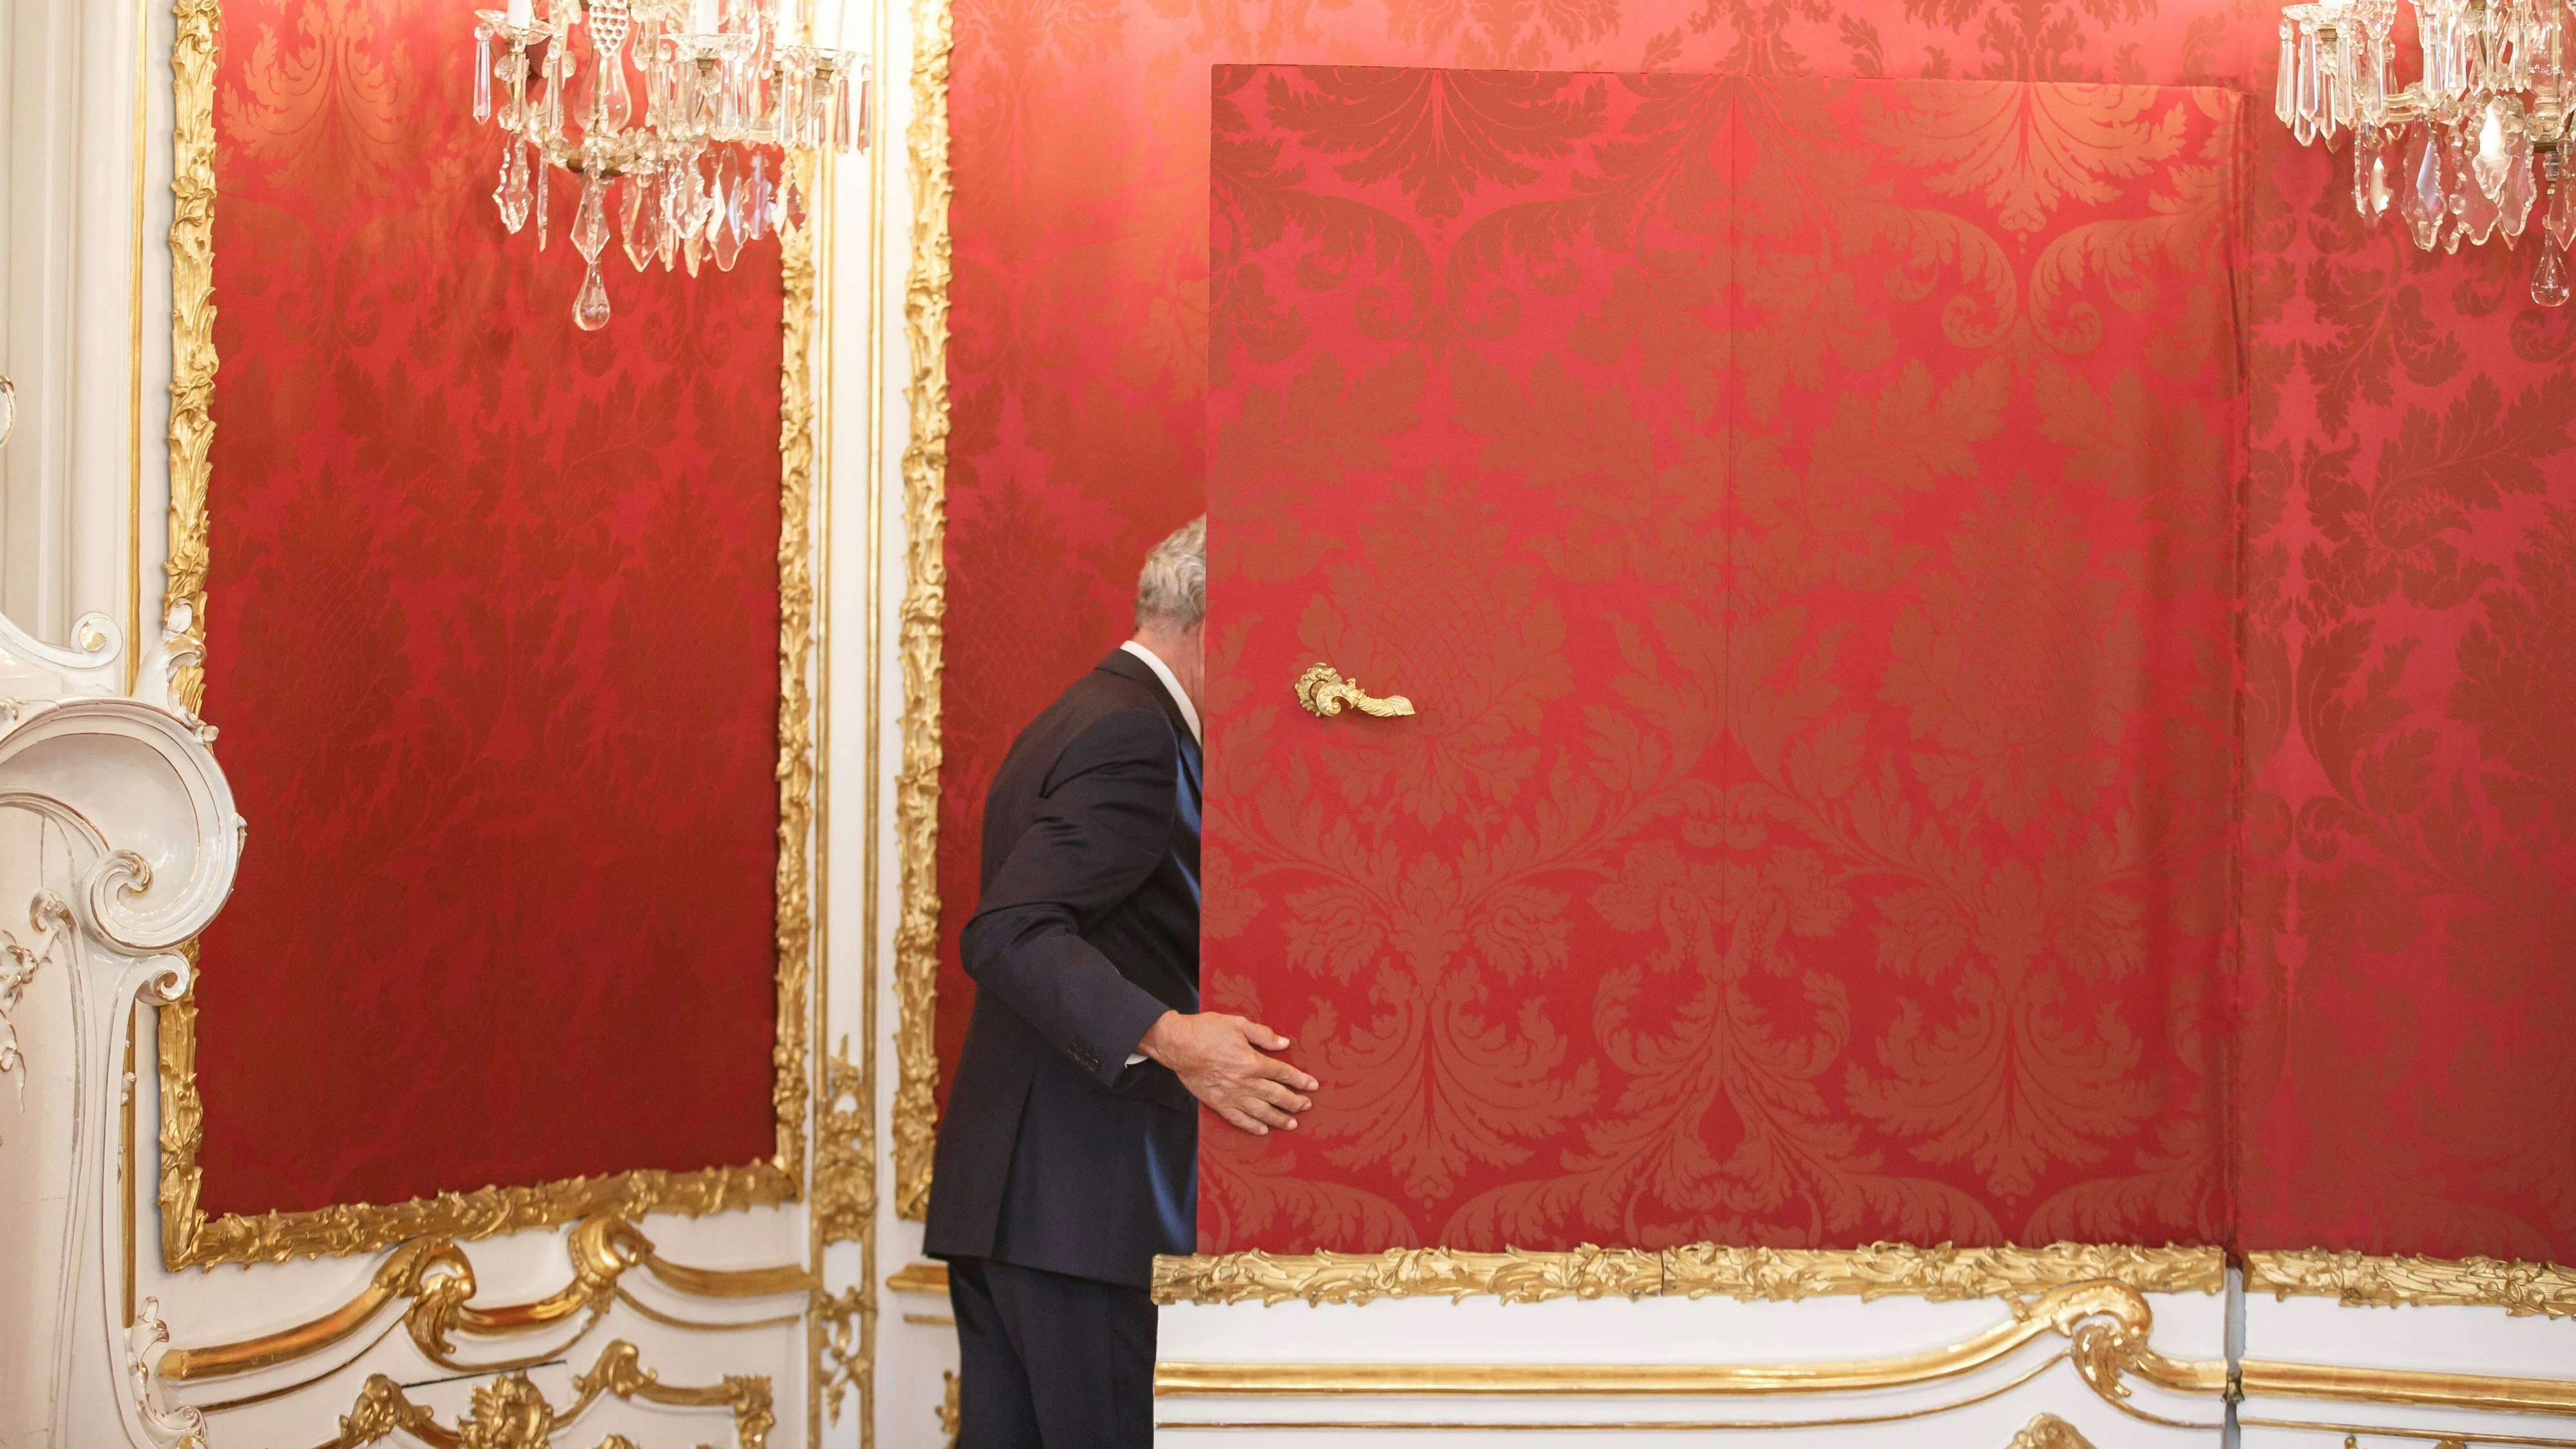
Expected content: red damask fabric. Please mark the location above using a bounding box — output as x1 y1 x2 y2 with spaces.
1202 65 2243 1251
198 0 785 1214
933 0 2276 1117
2238 133 2576 1264
946 0 2576 1267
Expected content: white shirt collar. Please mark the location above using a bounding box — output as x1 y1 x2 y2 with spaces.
1119 640 1202 746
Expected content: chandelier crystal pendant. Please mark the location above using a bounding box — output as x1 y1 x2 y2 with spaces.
2277 0 2575 305
472 0 866 330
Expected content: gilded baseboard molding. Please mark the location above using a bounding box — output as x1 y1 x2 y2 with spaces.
2237 1357 2576 1416
1151 1240 2224 1307
1153 1414 2106 1436
2244 1247 2576 1320
1155 1280 2222 1399
160 1216 811 1383
888 0 955 1227
1151 1279 2576 1432
317 1338 772 1449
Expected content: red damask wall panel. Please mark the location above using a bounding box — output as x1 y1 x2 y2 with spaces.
946 0 2576 1266
1202 65 2243 1252
931 0 2273 1108
2237 135 2576 1264
197 0 785 1214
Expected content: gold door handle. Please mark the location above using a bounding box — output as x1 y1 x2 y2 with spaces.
1294 663 1416 719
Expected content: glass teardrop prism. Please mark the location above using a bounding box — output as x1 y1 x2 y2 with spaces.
621 173 653 271
573 173 609 262
2459 146 2504 244
2473 97 2515 200
475 33 493 122
2401 123 2440 249
2550 180 2576 253
714 147 743 239
2533 243 2571 307
574 261 613 330
497 142 532 233
2501 143 2536 239
2277 21 2297 123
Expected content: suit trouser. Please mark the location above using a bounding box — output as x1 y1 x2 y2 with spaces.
949 1255 1156 1448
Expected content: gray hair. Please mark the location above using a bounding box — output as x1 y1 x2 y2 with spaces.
1135 515 1207 631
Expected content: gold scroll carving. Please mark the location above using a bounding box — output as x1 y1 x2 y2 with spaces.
1152 1240 2223 1308
889 0 956 1225
157 3 820 1269
2008 1414 2100 1449
2244 1248 2576 1320
1155 1281 2222 1399
321 1340 772 1449
163 0 217 719
1663 1241 2224 1302
159 1216 811 1382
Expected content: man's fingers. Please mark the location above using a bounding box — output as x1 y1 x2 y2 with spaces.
1234 1097 1297 1130
1236 1017 1292 1052
1216 1104 1269 1137
1251 1056 1320 1092
1248 1079 1311 1114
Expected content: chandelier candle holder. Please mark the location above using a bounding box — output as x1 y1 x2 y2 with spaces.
471 0 866 329
2277 0 2575 303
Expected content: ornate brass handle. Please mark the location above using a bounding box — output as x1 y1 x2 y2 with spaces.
1294 662 1415 719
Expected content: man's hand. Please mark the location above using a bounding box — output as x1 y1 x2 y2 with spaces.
1137 1011 1317 1136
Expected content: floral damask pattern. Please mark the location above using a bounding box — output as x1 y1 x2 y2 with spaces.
945 0 2576 1266
932 0 2264 1083
2236 133 2576 1264
198 0 785 1213
1203 66 2240 1251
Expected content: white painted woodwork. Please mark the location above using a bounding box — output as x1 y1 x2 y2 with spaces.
1156 1291 2229 1447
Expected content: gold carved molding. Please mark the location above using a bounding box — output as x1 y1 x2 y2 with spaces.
159 1215 812 1383
155 0 820 1268
772 147 821 1215
2245 1247 2576 1320
1150 1240 2224 1307
1155 1280 2224 1398
889 0 954 1225
2009 1415 2100 1449
321 1338 772 1449
162 0 216 719
1154 1277 2576 1435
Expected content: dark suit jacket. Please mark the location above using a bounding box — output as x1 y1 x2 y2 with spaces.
922 647 1202 1289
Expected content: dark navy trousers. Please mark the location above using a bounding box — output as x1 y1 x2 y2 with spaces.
949 1255 1155 1447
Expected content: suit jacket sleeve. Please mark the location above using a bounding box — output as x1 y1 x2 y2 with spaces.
960 705 1184 1087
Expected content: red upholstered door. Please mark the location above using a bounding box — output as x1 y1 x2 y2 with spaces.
1202 66 2244 1255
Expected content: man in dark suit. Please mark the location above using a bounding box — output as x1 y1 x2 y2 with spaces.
924 516 1318 1447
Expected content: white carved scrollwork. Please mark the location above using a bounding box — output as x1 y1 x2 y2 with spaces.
0 607 240 1449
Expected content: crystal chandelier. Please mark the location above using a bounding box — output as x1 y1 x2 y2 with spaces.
2277 0 2575 303
471 0 866 329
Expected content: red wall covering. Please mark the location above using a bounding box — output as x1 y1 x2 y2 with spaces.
1205 66 2244 1250
197 0 786 1215
944 0 2576 1260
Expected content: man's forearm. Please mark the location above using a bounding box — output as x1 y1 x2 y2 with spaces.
960 904 1173 1082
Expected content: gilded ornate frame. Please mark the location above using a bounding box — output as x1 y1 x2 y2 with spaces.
888 0 950 1224
155 0 818 1269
